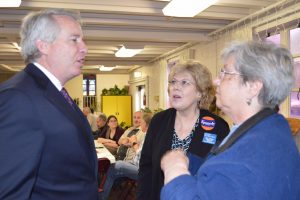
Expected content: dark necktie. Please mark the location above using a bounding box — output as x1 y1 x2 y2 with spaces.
60 88 74 107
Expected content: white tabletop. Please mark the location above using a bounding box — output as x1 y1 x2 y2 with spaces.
94 140 116 164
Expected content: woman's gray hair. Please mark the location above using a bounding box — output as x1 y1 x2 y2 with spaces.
20 8 81 63
221 40 295 108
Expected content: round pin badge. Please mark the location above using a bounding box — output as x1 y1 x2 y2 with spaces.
201 116 216 131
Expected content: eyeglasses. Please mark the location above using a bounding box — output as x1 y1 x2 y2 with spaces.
168 79 194 88
218 68 244 80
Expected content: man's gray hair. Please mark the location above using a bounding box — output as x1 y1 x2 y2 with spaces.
98 113 107 121
20 8 81 63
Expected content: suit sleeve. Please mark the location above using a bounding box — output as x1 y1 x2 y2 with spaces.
0 90 45 200
137 117 156 200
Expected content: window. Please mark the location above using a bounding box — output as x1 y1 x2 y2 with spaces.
135 85 146 111
83 74 96 96
264 33 280 45
289 27 300 118
83 74 97 110
257 27 299 117
290 28 300 55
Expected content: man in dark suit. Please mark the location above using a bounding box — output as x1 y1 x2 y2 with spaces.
0 9 99 199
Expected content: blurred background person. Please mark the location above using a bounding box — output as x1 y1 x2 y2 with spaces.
98 115 124 155
100 112 153 200
116 111 143 161
160 41 300 200
0 9 99 199
138 61 230 200
83 106 98 132
93 113 108 139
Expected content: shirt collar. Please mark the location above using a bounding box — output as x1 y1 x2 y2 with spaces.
33 62 63 91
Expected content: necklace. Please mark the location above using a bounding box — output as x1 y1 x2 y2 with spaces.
171 115 200 152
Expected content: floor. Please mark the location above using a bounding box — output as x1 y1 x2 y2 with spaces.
107 178 137 200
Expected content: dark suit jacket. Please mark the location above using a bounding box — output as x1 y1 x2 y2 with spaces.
0 63 99 200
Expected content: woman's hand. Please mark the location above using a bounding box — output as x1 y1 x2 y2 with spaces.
161 149 190 184
129 135 137 144
97 137 106 144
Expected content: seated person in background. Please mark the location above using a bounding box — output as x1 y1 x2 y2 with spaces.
116 111 143 161
83 106 98 132
93 113 109 139
98 115 124 155
100 112 153 200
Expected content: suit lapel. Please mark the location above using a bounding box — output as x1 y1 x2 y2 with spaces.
24 64 96 164
45 84 90 136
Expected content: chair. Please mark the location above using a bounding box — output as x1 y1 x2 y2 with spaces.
98 158 111 192
286 118 300 136
286 118 300 152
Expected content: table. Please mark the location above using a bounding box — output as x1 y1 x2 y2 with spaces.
94 140 116 164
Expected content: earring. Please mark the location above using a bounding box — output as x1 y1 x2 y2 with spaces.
246 98 252 106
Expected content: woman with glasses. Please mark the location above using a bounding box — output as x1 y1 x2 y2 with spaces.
160 41 300 200
98 115 124 155
138 61 230 200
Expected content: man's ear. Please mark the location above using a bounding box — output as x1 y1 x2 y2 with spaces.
35 39 49 55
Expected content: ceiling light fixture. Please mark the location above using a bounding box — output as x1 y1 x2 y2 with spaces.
99 65 115 71
0 0 21 7
115 45 144 58
162 0 218 17
133 71 142 78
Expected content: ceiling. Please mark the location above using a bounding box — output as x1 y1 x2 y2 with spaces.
0 0 281 74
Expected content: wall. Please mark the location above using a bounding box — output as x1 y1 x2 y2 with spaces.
131 3 298 123
65 73 129 112
0 73 16 83
96 74 129 112
129 65 159 112
65 74 83 108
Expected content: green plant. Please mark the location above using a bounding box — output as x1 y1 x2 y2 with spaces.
119 121 130 130
101 88 108 95
101 85 129 96
140 107 152 113
153 108 164 114
141 107 164 114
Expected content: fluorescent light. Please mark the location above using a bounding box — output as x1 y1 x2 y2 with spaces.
162 0 218 17
0 0 21 7
134 71 142 78
115 45 143 58
99 65 115 71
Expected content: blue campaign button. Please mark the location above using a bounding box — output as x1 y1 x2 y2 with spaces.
202 132 217 144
